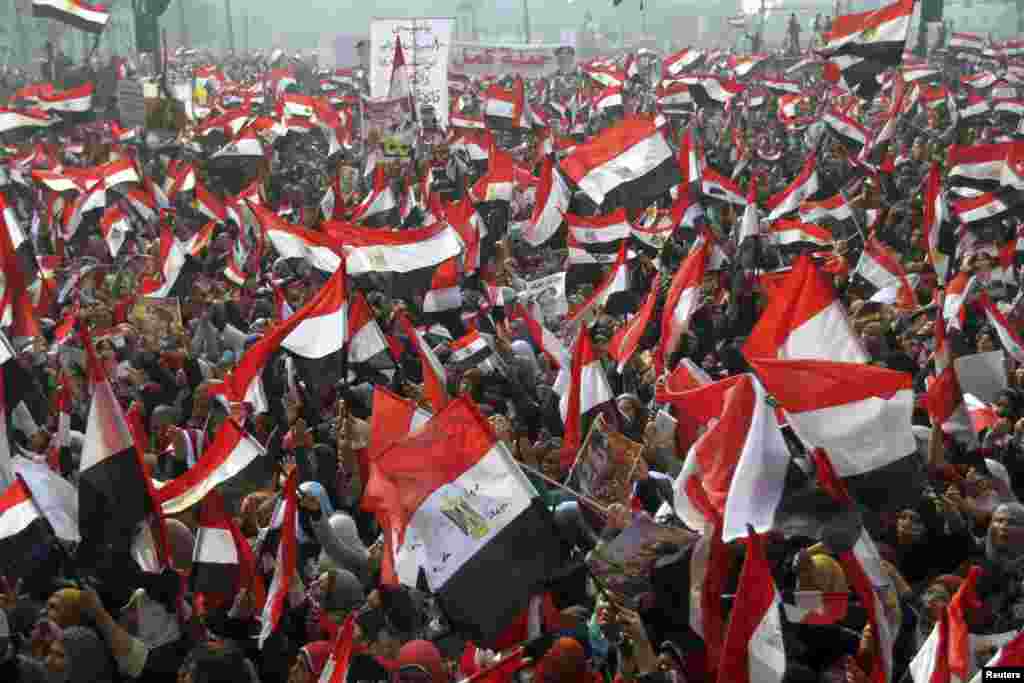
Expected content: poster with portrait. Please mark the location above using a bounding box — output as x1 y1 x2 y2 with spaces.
567 414 647 509
369 17 454 130
128 297 184 346
523 271 568 319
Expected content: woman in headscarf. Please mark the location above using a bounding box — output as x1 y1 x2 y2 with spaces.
297 480 370 582
977 502 1024 632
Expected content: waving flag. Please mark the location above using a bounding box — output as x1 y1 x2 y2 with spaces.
363 398 563 645
192 489 264 608
396 311 449 412
0 477 52 578
717 530 786 683
559 327 615 463
259 469 298 649
33 0 109 33
608 274 660 374
78 329 151 562
746 358 916 477
561 115 680 210
744 254 866 363
665 375 791 541
819 0 913 99
524 157 569 247
766 155 819 220
658 237 709 373
155 420 266 515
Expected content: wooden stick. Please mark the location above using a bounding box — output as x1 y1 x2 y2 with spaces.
516 461 611 517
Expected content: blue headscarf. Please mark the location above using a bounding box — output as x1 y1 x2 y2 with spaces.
297 481 335 544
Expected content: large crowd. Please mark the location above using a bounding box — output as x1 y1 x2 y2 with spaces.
1 6 1024 683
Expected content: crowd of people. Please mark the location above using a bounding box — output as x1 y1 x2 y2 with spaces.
1 5 1024 683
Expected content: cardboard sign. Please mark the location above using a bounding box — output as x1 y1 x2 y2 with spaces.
117 79 147 130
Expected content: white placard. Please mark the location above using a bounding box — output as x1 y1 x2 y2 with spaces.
370 17 454 129
954 350 1008 404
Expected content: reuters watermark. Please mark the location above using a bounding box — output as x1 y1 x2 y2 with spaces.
985 668 1024 680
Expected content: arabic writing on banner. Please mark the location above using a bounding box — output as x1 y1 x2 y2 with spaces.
369 17 454 129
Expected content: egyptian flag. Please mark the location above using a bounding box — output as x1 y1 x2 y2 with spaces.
657 237 710 374
166 163 197 200
32 0 108 32
566 242 630 326
279 266 348 391
766 155 819 221
388 35 416 123
769 220 833 250
396 311 449 412
320 616 357 683
523 157 569 247
347 293 396 383
37 82 94 113
251 203 342 273
0 109 56 134
558 327 615 464
746 358 915 477
608 274 660 374
717 530 786 683
922 163 951 281
0 478 52 578
195 181 227 224
140 223 198 299
976 292 1024 364
946 144 1007 195
593 85 624 115
513 301 569 370
216 266 347 414
744 254 867 363
679 75 745 108
664 375 790 541
943 272 975 331
0 197 39 340
856 236 917 310
185 221 216 258
823 110 869 151
155 420 266 515
702 168 747 206
325 220 464 305
664 48 704 76
963 394 999 434
656 80 693 114
362 397 563 645
952 192 1011 226
449 329 495 371
78 328 152 561
351 166 398 227
471 144 515 250
211 127 265 165
483 78 527 130
445 199 484 276
46 377 72 475
960 92 991 121
259 468 298 649
99 205 131 258
908 611 951 682
369 386 432 463
192 490 265 608
819 0 913 99
0 191 38 287
566 209 631 265
561 115 681 212
926 294 970 439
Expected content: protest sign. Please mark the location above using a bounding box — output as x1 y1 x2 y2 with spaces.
523 271 567 318
369 17 454 129
567 414 647 509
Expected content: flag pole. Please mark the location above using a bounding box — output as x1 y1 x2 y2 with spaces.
516 460 611 517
